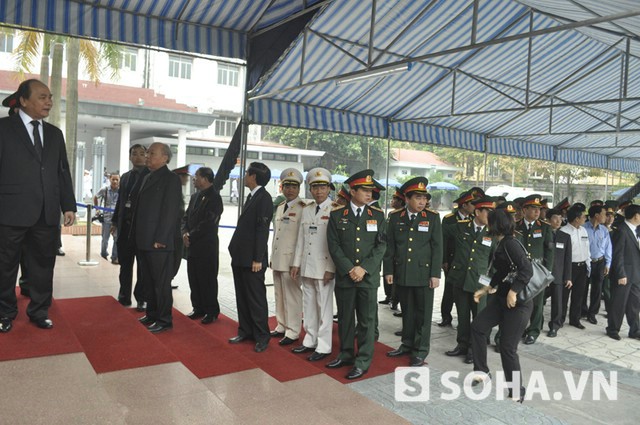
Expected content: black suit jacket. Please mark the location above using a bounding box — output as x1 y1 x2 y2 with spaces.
551 230 572 285
610 223 640 285
229 186 273 267
0 114 76 226
112 167 149 240
182 185 223 257
134 165 183 252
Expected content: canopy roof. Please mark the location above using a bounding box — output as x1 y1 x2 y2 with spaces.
4 0 640 172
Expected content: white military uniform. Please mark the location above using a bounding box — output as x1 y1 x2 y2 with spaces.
271 196 305 339
293 197 336 354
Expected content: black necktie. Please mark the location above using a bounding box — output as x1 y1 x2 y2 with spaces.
283 203 288 213
635 226 640 240
410 213 416 223
476 226 482 235
31 120 43 159
246 193 252 203
316 205 320 215
528 223 532 231
356 207 361 218
243 193 252 212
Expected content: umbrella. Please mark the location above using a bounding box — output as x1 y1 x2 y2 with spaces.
427 182 459 191
378 177 402 187
332 174 348 183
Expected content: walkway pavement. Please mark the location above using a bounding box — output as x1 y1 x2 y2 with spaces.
1 203 637 424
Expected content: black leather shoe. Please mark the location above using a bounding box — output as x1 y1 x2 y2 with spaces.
229 335 248 344
547 329 557 338
570 321 585 330
445 346 468 357
387 348 410 357
255 341 268 353
587 316 598 325
136 302 147 312
201 314 217 324
186 310 205 320
118 298 132 307
279 336 298 346
326 358 354 369
0 318 12 333
346 367 367 380
378 298 391 305
393 311 403 317
57 248 65 256
464 351 474 364
607 332 621 341
471 372 492 387
437 319 452 327
524 335 536 345
410 356 426 367
270 330 285 338
508 386 526 403
390 302 399 311
138 316 155 326
32 318 53 329
308 352 329 362
292 345 315 354
394 330 403 336
494 343 501 353
148 323 172 333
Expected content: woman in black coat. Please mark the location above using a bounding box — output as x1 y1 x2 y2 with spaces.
471 209 533 403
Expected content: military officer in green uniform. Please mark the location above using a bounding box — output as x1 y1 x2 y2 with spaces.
602 200 618 315
444 196 496 364
384 177 442 367
326 169 386 380
518 194 554 345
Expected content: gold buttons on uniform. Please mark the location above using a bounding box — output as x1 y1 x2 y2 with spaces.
471 249 475 252
409 238 413 241
356 259 360 263
408 259 411 262
356 237 360 241
408 248 412 252
356 248 360 252
357 227 360 231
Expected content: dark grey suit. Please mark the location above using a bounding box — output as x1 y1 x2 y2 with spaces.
0 113 76 320
606 223 640 337
548 230 572 331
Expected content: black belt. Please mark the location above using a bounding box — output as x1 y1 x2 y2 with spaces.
591 256 604 263
573 261 586 267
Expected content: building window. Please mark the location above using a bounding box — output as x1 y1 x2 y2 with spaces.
119 48 137 71
217 63 240 87
247 151 259 159
169 55 192 79
186 147 214 156
215 116 238 137
261 152 297 162
0 33 13 53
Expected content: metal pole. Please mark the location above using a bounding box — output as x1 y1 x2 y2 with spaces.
552 161 557 203
384 136 391 215
78 204 99 266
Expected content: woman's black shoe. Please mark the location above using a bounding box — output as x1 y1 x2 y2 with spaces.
508 386 526 403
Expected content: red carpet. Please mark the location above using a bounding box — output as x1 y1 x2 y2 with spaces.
0 290 83 362
57 296 178 373
125 308 257 379
265 317 407 384
198 314 323 382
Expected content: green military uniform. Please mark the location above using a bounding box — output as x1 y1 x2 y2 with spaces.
447 219 494 350
517 215 554 340
383 205 443 361
440 207 469 324
327 202 386 371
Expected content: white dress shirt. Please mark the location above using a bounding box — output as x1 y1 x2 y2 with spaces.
560 223 591 275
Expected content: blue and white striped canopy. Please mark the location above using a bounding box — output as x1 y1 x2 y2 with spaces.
4 0 640 172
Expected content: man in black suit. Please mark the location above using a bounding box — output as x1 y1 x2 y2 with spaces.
111 144 149 310
545 209 572 337
228 162 273 352
134 143 183 333
606 204 640 340
0 79 76 333
182 167 223 324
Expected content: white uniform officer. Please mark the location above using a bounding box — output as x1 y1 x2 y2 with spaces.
290 168 336 361
270 168 305 345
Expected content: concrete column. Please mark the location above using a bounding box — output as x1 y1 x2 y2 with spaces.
119 122 131 175
177 129 187 167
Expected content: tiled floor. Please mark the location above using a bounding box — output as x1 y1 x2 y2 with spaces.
1 204 638 424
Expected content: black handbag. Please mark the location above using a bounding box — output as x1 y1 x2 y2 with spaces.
502 239 554 304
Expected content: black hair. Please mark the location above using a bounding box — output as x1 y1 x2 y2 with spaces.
624 204 640 220
16 79 42 104
247 162 271 186
546 208 562 219
487 209 515 237
567 206 583 223
588 205 604 218
196 167 214 183
129 144 146 154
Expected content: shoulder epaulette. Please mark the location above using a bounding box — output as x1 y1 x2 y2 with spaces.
426 208 438 215
538 219 549 226
332 204 346 212
444 212 455 218
298 200 308 207
458 219 471 223
278 200 286 207
389 208 404 215
369 205 384 213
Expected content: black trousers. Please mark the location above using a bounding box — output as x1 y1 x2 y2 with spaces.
471 294 533 384
232 265 269 344
137 250 174 327
563 263 587 325
607 280 640 337
0 213 58 321
582 259 605 317
440 271 455 322
547 283 564 331
116 236 144 305
187 255 220 316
